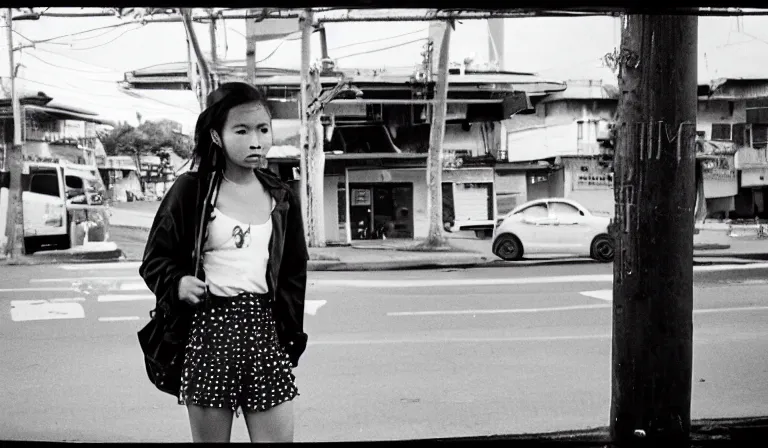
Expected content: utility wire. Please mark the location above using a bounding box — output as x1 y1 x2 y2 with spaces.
68 24 145 50
335 37 427 60
328 27 428 51
22 51 122 79
30 46 125 72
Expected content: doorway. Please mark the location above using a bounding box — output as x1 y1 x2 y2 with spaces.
349 183 413 240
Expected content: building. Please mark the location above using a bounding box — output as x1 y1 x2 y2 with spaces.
498 79 616 215
122 62 566 242
500 77 767 221
697 77 768 219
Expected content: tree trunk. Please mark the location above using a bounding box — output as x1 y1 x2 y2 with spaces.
4 8 25 258
610 15 698 444
306 67 326 247
424 20 452 248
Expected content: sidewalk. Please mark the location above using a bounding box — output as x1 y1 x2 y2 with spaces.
99 205 768 271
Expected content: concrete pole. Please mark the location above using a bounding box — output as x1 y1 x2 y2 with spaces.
424 20 452 247
610 14 698 444
4 8 25 257
298 9 312 241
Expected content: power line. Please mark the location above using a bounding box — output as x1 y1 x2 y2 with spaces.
30 46 124 72
28 21 136 44
328 27 428 51
68 24 145 51
21 51 123 80
335 37 427 60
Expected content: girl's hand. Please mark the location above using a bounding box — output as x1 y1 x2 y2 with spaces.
178 276 207 306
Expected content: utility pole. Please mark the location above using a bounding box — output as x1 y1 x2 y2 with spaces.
245 9 257 85
186 31 202 111
4 8 25 258
181 9 212 104
306 66 325 247
298 8 312 241
424 20 452 248
610 14 698 445
208 8 219 90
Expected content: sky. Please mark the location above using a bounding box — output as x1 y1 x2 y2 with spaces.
0 9 766 134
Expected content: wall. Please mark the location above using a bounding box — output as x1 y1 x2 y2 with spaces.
696 99 745 138
562 157 615 215
494 171 527 215
505 98 616 162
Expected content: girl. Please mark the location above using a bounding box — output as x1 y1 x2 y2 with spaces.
139 82 309 443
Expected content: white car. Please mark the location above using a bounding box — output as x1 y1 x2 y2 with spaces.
491 198 614 262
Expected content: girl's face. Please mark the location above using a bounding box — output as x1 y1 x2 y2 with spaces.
220 101 273 170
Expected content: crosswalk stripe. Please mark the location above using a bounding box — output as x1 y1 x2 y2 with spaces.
97 294 155 302
30 276 138 283
98 316 140 322
59 261 141 271
0 287 76 293
119 282 151 292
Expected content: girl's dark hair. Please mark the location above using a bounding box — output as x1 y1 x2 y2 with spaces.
191 82 272 177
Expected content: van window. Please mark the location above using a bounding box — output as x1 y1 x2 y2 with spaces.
30 173 61 197
65 176 84 189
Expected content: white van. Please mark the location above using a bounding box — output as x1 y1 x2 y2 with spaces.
20 161 108 253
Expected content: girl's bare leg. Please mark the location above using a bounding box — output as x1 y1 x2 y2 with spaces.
187 404 235 443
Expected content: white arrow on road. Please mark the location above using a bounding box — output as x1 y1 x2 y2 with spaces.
580 290 613 301
305 299 327 316
10 299 85 322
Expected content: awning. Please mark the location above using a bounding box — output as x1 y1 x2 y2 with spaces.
23 104 116 127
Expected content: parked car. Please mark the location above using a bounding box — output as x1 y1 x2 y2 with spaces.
491 198 614 262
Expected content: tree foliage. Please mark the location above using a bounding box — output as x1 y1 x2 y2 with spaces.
97 119 192 159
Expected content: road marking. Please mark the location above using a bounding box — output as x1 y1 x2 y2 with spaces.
97 294 155 302
305 299 327 316
98 316 140 322
119 282 151 292
580 290 613 301
308 334 612 345
695 306 768 314
0 287 76 293
315 263 768 289
319 275 613 289
10 299 85 321
59 261 141 271
30 276 138 283
387 304 611 316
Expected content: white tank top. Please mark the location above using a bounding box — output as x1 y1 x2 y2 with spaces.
202 198 275 297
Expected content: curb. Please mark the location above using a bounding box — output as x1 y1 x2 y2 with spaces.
0 249 125 266
417 417 768 443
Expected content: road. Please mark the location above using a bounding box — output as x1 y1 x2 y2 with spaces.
1 261 767 442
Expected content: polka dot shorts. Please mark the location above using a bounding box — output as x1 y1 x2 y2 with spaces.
178 292 298 417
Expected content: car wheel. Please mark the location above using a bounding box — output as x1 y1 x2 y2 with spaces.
494 234 524 261
591 234 614 262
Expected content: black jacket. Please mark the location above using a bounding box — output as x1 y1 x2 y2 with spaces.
139 168 309 368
